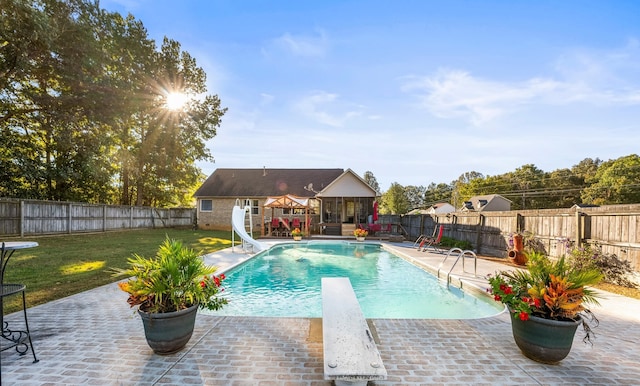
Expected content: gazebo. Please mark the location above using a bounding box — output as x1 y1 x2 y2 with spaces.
261 194 311 237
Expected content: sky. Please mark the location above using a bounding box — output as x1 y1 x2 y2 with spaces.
100 0 640 191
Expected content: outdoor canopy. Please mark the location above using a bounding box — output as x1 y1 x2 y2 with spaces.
261 194 311 236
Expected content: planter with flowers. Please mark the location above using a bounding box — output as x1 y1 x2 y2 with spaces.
115 237 227 354
487 251 603 364
354 228 368 242
291 228 303 241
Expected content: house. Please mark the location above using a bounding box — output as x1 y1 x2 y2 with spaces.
193 168 377 235
460 194 511 212
406 202 455 215
427 202 456 214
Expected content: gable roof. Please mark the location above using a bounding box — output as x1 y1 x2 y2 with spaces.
193 168 344 198
461 194 512 211
263 194 309 208
316 168 377 197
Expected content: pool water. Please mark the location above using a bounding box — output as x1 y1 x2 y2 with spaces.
205 242 501 318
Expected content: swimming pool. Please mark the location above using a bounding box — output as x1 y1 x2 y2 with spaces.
205 241 502 318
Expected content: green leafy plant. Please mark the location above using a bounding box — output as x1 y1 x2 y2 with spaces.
439 236 473 250
115 237 228 313
506 230 545 254
487 251 603 342
563 240 638 289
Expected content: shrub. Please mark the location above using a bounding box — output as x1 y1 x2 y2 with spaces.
563 241 638 289
439 236 473 250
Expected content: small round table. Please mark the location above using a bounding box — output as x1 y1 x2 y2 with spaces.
1 241 39 366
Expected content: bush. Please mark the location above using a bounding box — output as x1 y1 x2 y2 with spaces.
439 236 473 251
564 241 638 289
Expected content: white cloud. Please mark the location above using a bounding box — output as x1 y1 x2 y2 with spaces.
403 42 640 126
293 91 362 127
260 93 275 105
270 29 329 57
402 69 561 125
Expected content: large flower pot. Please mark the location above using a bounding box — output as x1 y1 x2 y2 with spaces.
293 236 302 241
138 303 198 355
509 311 582 364
356 237 365 242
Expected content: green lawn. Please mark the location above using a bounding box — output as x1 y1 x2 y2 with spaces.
2 229 238 313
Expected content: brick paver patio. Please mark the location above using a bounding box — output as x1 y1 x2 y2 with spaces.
1 241 638 385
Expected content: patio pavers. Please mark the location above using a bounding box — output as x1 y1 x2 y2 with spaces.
1 241 639 385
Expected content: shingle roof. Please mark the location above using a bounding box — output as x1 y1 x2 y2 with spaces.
193 168 345 197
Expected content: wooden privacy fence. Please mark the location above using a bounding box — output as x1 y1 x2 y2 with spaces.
394 203 640 272
0 199 196 237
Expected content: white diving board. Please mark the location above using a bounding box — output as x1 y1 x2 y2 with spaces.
321 277 387 386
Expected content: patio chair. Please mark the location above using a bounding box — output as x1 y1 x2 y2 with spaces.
413 226 438 248
420 224 444 253
281 218 291 237
292 218 301 229
270 218 281 237
306 217 312 235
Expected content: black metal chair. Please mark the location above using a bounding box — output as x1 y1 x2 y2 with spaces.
1 242 38 368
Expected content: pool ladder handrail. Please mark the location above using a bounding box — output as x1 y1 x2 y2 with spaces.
436 248 477 287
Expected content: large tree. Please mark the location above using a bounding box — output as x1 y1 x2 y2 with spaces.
0 0 225 206
380 182 410 215
581 154 640 205
404 185 426 211
423 182 453 207
363 170 380 195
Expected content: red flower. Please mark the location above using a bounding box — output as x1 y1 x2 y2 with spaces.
200 280 206 288
504 286 513 295
533 298 541 308
519 311 529 321
494 295 501 301
214 277 221 286
220 273 226 280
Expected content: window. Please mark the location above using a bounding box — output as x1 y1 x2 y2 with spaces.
243 199 259 215
200 199 212 212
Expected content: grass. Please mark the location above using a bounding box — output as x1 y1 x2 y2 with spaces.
2 229 237 313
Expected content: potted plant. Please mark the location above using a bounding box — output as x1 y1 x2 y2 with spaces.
354 228 368 241
115 237 227 354
487 251 603 364
291 228 303 241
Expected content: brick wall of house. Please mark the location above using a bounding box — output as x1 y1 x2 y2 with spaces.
197 198 265 232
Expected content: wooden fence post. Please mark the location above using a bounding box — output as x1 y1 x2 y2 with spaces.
68 202 73 234
475 214 485 251
575 211 583 247
20 200 25 238
516 213 524 232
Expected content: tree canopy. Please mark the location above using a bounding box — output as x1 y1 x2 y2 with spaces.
411 154 638 213
1 0 226 206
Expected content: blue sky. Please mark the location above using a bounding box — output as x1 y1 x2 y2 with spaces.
101 0 640 191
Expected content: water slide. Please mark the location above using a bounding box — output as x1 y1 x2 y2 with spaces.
231 205 265 252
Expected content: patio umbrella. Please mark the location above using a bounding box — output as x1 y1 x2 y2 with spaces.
373 200 378 222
